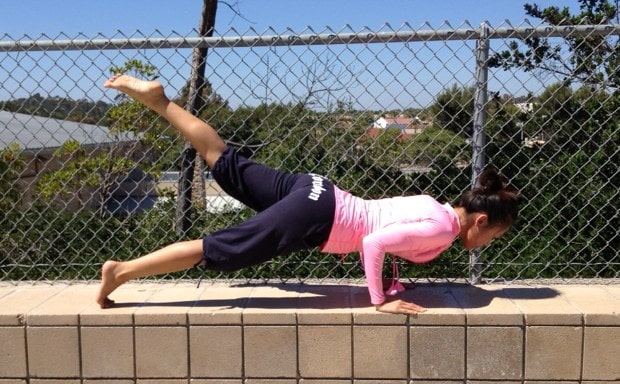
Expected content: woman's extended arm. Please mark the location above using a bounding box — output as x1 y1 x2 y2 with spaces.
361 220 453 314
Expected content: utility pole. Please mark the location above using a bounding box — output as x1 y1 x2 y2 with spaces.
175 0 218 236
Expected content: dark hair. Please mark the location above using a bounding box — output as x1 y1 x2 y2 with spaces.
455 166 522 229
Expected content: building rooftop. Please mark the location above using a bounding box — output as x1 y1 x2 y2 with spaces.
0 110 137 153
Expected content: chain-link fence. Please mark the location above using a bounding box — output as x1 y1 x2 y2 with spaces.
1 21 618 284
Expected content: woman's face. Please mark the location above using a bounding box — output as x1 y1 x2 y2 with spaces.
460 213 509 250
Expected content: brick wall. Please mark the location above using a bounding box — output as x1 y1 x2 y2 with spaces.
1 282 619 382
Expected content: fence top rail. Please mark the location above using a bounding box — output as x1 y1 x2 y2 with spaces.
1 24 619 52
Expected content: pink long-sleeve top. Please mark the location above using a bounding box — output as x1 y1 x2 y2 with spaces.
320 186 461 305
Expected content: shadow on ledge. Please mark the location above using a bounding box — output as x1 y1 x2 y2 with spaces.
107 281 559 311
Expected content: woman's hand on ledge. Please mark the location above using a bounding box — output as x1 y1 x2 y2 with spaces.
375 298 427 315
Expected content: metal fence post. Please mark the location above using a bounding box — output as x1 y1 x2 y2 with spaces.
469 22 490 284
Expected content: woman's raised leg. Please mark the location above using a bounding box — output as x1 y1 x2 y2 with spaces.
103 74 226 168
98 74 227 308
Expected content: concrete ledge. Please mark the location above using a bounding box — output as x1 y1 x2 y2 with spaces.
0 281 619 382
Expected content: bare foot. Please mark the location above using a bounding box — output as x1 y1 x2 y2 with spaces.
96 260 123 309
103 74 168 110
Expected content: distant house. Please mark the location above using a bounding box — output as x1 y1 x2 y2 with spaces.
514 102 534 113
367 115 427 140
0 110 156 213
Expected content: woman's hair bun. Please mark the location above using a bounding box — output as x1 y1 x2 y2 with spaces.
476 166 507 194
456 165 521 228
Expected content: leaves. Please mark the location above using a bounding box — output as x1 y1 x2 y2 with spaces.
489 0 620 88
34 60 175 214
0 143 25 209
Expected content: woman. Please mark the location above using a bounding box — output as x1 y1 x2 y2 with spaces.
97 74 521 314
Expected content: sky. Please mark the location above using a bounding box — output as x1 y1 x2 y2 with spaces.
0 0 587 109
1 0 585 38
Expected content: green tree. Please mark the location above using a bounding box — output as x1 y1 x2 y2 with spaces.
430 85 476 137
0 143 25 210
477 0 620 279
0 94 110 123
36 60 178 215
483 83 619 278
489 0 620 88
400 126 470 199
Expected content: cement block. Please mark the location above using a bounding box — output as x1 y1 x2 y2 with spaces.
410 326 465 379
0 327 27 377
80 283 157 326
353 325 407 379
450 285 523 325
296 285 352 325
505 286 580 325
298 325 352 377
26 284 96 326
189 325 242 377
524 326 582 380
467 326 522 380
27 326 80 377
406 284 466 326
0 285 64 326
352 380 408 384
0 379 25 384
81 326 134 378
135 326 188 378
134 283 202 325
244 326 297 378
242 286 299 325
557 285 620 325
188 283 250 325
582 327 620 380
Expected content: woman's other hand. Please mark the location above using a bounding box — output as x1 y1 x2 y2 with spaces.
375 298 427 314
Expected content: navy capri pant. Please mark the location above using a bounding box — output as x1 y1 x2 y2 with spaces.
201 146 335 271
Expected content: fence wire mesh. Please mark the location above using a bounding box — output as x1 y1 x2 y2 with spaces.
0 21 618 284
